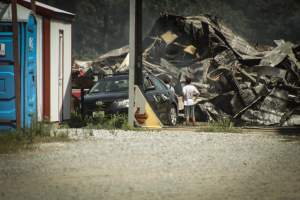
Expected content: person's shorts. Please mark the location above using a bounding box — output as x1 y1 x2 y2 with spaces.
184 105 195 118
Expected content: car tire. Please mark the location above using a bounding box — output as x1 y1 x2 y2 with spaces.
167 105 178 126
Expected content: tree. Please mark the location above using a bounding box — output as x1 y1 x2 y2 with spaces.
39 0 300 59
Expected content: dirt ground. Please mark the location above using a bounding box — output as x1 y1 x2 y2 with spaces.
0 130 300 200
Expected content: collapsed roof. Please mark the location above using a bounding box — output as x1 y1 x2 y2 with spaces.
73 14 300 126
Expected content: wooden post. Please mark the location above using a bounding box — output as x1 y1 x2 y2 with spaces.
11 0 21 129
128 0 143 126
31 0 36 14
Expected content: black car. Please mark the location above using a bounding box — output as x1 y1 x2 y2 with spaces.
84 74 178 126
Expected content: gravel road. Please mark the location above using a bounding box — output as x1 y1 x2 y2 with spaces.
0 130 300 200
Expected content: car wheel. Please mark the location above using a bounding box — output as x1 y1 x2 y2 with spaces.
168 105 178 126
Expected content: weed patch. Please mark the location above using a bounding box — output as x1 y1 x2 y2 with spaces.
0 122 71 154
198 118 242 133
66 111 133 130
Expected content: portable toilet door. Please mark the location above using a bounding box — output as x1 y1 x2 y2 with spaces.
24 14 37 128
0 24 16 130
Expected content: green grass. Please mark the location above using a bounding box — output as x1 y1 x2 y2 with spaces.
65 111 133 130
197 118 242 133
0 122 71 154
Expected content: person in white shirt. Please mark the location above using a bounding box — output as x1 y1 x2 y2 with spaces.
182 77 199 126
163 78 175 96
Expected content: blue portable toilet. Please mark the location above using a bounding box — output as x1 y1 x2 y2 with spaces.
23 15 37 128
1 1 75 127
0 14 37 130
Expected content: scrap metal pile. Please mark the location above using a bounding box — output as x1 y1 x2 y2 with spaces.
74 14 300 126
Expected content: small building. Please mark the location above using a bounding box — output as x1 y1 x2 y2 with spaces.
0 0 75 129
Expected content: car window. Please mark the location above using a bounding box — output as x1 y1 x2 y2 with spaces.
151 76 167 91
144 77 154 89
89 78 128 93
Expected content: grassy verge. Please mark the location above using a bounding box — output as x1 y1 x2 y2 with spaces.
64 112 133 130
197 118 242 133
0 122 71 154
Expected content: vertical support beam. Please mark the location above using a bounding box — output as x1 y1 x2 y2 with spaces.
11 0 21 129
31 0 36 13
42 17 51 121
80 88 85 119
133 0 143 87
128 0 143 126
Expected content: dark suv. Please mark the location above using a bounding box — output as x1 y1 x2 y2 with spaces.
84 74 178 126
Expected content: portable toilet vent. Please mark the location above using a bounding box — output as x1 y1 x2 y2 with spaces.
0 14 37 130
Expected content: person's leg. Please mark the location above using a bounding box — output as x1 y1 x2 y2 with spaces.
184 106 189 125
191 105 196 126
187 106 193 125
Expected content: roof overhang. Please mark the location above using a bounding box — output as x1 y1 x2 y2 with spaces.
17 0 75 22
0 1 9 19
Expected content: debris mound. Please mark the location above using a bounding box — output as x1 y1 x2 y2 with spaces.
73 14 300 126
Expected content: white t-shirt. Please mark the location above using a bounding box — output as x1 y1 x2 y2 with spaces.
166 84 175 95
182 84 199 106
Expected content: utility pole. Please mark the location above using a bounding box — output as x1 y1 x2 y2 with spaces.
11 0 21 129
128 0 143 126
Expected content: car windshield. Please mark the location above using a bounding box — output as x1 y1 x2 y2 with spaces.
89 77 128 93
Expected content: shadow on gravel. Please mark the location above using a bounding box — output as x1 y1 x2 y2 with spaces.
279 137 300 143
276 126 300 143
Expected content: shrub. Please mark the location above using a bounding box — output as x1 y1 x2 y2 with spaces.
66 112 88 128
65 111 132 130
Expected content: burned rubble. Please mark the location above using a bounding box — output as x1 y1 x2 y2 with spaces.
73 14 300 126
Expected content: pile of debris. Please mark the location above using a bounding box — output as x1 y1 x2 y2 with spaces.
74 14 300 126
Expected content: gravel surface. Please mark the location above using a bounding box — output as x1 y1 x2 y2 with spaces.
0 130 300 200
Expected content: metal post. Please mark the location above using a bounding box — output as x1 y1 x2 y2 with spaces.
128 0 143 126
80 88 85 119
11 0 21 129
